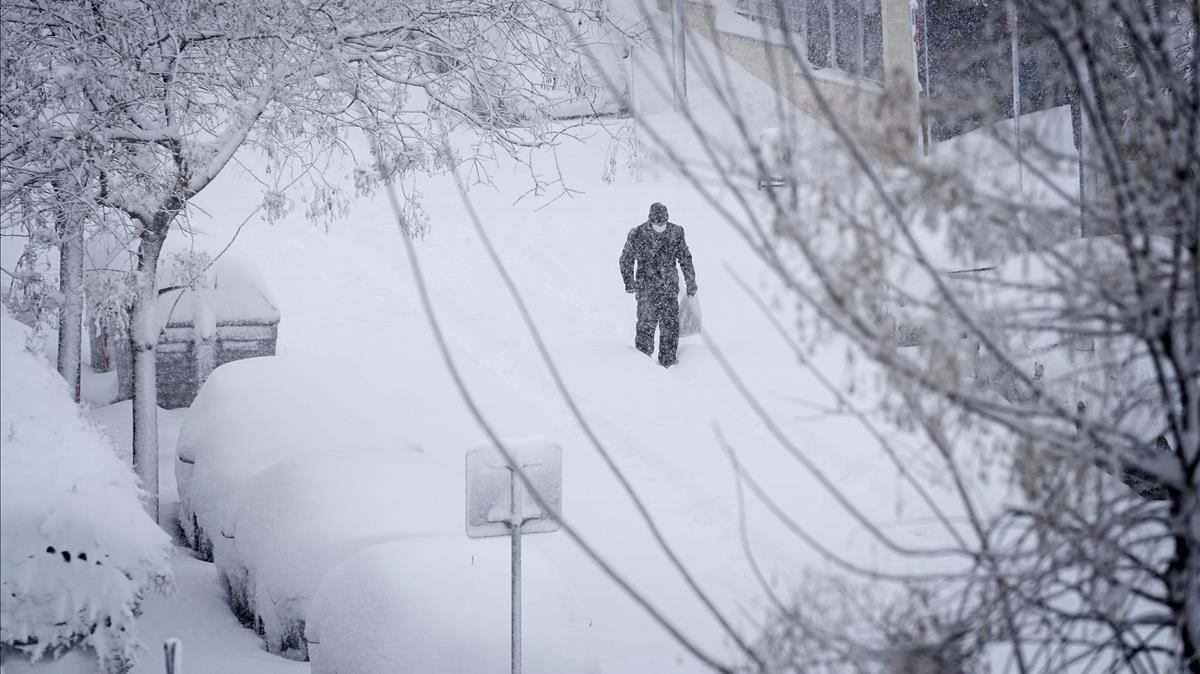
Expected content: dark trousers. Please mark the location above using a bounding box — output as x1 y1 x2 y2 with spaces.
635 291 679 366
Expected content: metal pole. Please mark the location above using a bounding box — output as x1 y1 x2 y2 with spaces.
1078 118 1087 236
1076 71 1091 237
510 470 522 674
628 43 642 182
671 0 687 111
856 0 865 78
1008 0 1023 190
626 44 635 118
799 0 808 58
922 0 931 151
909 1 925 157
826 0 836 69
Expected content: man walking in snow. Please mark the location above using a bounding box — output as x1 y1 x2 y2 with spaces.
619 202 698 368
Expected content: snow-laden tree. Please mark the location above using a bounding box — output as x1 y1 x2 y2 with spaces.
0 308 172 674
1 0 614 519
0 172 111 403
610 0 1196 669
0 158 135 405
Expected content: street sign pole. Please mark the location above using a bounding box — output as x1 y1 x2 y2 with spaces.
509 467 522 674
671 0 686 111
1008 0 1023 191
466 440 562 674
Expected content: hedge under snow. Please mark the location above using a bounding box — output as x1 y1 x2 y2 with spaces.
0 309 172 673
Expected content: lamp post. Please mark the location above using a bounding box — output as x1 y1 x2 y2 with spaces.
672 0 687 110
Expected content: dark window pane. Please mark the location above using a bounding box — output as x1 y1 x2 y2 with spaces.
834 1 858 73
807 0 831 68
735 0 884 83
736 0 805 33
862 0 884 82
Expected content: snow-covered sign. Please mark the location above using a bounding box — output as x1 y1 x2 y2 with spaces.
466 440 562 538
756 127 791 190
465 439 563 674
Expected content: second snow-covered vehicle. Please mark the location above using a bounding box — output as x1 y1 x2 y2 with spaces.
176 356 425 562
174 354 564 659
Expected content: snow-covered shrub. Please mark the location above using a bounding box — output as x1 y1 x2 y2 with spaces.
0 310 172 673
307 537 595 674
219 448 461 660
176 356 421 561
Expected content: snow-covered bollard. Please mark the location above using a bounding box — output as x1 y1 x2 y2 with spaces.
163 638 182 674
191 286 217 389
306 537 594 674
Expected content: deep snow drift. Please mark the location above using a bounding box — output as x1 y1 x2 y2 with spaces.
0 310 172 673
307 537 591 673
2 9 1098 672
157 34 964 672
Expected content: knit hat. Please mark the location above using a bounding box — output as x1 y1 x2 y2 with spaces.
648 202 669 223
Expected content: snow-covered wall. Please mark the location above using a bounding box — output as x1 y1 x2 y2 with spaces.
0 310 172 673
657 0 919 153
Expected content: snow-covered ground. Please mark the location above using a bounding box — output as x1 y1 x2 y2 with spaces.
128 550 306 674
2 17 1039 673
0 312 171 674
83 401 307 674
68 28 978 672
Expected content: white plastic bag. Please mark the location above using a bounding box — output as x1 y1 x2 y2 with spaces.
679 292 702 337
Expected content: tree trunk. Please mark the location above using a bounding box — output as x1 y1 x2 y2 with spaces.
671 0 686 112
55 193 84 403
130 232 164 522
88 319 108 371
114 327 134 402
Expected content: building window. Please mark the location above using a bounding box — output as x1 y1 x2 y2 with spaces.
734 0 884 84
735 0 806 34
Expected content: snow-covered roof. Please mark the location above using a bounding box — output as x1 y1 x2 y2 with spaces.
156 258 280 330
157 286 280 329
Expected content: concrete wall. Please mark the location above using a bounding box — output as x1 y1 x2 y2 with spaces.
156 321 278 409
656 0 919 155
878 0 919 152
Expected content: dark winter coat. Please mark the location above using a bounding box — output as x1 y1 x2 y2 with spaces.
619 221 698 297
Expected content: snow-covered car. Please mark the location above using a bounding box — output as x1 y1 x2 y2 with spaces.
217 448 461 660
176 356 423 561
177 355 556 660
306 537 596 674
